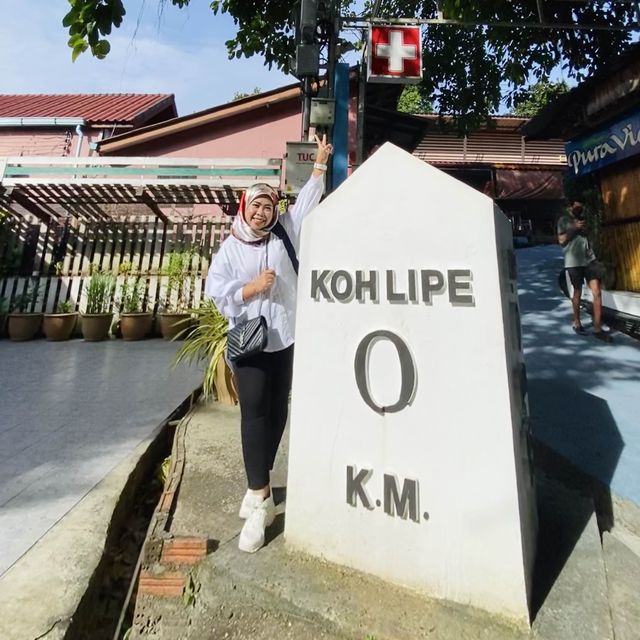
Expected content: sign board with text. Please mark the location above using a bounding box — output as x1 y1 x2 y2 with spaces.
285 143 537 623
284 141 318 194
566 109 640 176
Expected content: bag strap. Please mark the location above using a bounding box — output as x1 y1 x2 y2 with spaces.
271 220 299 275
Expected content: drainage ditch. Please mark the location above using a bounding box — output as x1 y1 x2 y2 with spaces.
64 391 199 640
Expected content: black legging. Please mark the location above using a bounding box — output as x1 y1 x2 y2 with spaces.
233 345 294 490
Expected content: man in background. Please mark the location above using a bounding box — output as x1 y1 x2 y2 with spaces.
557 201 612 342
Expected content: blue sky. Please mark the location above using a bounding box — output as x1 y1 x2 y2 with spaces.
0 0 293 115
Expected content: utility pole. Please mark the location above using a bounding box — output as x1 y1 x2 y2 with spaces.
294 0 320 141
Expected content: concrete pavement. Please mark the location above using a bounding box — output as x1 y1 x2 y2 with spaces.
2 244 640 638
517 245 640 506
127 399 640 640
0 338 202 576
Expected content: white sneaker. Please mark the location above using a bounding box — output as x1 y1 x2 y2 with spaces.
239 490 269 519
238 496 276 553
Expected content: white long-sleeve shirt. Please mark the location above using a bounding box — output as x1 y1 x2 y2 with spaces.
205 173 324 352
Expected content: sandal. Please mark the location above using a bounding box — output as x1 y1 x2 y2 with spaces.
572 325 588 335
593 331 613 343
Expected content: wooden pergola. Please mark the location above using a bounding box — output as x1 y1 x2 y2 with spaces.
0 156 282 224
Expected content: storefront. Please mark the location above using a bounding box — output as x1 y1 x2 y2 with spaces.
524 43 640 323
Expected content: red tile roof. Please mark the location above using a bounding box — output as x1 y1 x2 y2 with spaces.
0 94 176 126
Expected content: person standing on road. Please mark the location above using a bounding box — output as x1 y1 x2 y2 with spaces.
205 134 332 553
557 201 612 342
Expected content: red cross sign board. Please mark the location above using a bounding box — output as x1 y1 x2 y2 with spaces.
367 25 422 84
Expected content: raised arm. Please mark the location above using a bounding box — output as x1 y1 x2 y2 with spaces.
557 216 583 247
287 134 333 235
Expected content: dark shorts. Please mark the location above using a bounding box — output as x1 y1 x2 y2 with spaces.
567 263 600 288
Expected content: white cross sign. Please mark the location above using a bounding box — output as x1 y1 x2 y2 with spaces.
375 30 417 72
368 25 422 84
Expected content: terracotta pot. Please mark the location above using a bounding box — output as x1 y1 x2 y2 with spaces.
120 312 153 341
81 313 114 341
43 312 78 341
158 312 191 340
8 313 43 341
214 355 238 406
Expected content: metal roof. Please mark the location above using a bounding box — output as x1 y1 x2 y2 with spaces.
523 42 640 140
0 94 176 126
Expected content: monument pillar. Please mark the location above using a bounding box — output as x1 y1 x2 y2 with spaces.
285 143 537 624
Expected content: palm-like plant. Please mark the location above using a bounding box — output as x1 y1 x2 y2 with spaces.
173 300 231 399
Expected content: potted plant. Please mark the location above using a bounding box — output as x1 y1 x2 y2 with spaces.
173 300 237 405
81 267 116 341
159 250 196 340
117 262 152 341
43 300 79 341
7 284 42 341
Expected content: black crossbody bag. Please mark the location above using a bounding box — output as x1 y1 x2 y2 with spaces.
226 221 298 363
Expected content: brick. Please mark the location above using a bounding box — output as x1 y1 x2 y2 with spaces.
138 570 185 597
161 537 208 565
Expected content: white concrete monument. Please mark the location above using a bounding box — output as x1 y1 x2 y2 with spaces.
285 143 537 624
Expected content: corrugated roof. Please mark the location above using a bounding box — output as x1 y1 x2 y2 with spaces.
523 42 640 140
0 94 176 125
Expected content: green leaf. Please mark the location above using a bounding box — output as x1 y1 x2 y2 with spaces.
71 40 89 62
62 11 76 28
93 39 111 58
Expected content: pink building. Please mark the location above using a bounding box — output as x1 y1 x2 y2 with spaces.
0 94 177 158
96 83 566 238
97 84 303 160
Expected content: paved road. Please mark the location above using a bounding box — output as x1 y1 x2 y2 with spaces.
518 245 640 506
0 339 202 576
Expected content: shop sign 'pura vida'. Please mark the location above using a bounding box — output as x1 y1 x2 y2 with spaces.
285 143 537 624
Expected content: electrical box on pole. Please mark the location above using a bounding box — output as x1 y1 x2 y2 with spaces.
293 0 320 78
310 98 335 127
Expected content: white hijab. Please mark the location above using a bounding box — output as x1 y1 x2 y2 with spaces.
231 183 279 244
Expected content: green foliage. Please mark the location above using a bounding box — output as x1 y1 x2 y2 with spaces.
118 262 146 313
512 79 570 117
0 210 21 277
157 455 172 485
62 1 637 131
232 87 262 101
0 296 9 314
9 284 40 313
172 300 229 399
56 300 75 313
63 0 123 61
162 250 196 312
182 571 200 608
396 85 433 114
84 268 116 314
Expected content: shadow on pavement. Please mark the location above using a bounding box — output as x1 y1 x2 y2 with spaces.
516 245 635 620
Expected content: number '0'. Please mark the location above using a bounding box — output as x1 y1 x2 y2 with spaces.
354 330 417 414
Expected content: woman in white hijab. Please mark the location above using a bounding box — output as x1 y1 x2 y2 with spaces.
205 134 332 552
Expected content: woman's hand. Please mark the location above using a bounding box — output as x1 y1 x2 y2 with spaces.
312 133 333 176
242 269 276 301
254 269 276 293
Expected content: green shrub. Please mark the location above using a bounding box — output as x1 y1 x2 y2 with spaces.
9 285 40 313
84 268 116 314
173 300 229 398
